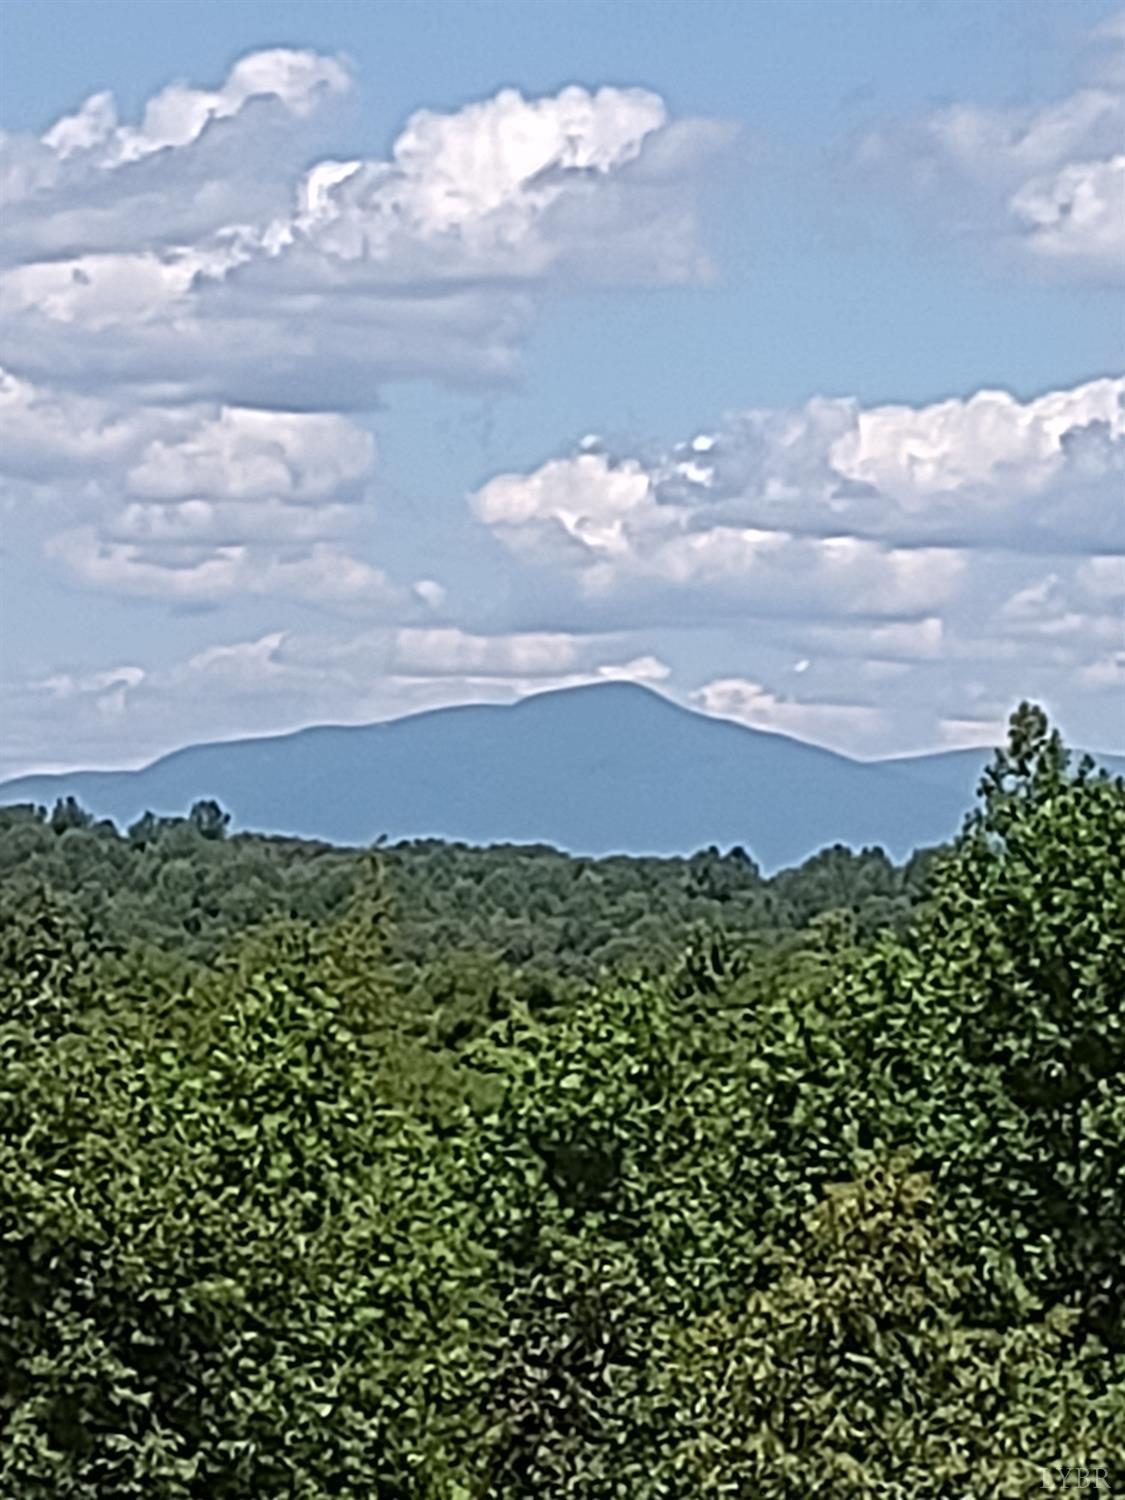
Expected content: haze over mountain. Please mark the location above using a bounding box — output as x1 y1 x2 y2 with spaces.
3 683 1121 871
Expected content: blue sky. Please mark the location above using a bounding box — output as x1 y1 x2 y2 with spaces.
1 0 1122 773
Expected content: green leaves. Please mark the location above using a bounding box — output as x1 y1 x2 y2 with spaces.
657 1158 1122 1498
1 705 1122 1493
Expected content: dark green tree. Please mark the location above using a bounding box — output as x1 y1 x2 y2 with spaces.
48 796 92 835
835 702 1125 1343
188 799 230 841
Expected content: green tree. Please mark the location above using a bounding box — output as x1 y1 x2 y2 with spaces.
188 799 230 841
663 1159 1124 1497
826 703 1125 1342
0 892 497 1497
49 796 93 835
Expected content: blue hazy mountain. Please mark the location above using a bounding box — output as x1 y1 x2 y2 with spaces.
2 683 1122 871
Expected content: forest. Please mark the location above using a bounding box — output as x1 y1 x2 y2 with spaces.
0 702 1122 1495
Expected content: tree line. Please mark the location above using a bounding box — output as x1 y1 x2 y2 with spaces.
0 795 937 977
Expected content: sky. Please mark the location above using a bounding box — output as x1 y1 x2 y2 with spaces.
1 0 1123 776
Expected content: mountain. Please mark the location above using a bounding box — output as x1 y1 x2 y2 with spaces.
2 683 1122 871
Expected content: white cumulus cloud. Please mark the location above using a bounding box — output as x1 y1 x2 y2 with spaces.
0 367 422 606
471 376 1124 622
862 13 1125 280
0 54 731 408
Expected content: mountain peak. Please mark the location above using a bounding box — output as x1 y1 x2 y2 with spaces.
3 684 1120 870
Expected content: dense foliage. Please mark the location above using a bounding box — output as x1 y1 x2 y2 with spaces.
1 706 1122 1495
0 799 935 975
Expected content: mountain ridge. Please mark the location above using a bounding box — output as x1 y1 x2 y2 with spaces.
4 682 1121 871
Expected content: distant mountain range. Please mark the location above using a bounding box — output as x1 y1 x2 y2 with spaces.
3 683 1122 871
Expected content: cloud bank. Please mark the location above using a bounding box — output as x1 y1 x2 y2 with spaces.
472 376 1125 604
0 50 730 407
469 375 1124 750
861 10 1125 279
4 628 672 775
0 50 729 614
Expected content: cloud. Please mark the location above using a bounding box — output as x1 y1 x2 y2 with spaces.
796 617 946 663
1 365 172 481
1077 553 1125 602
0 367 407 605
1009 153 1125 271
42 49 352 164
827 380 1124 540
471 376 1124 626
0 53 731 407
474 451 964 618
2 366 373 502
0 52 730 722
1 51 353 270
42 665 146 721
124 405 374 504
691 677 886 749
3 37 1120 773
1001 564 1122 631
2 627 672 775
465 373 1124 759
861 13 1125 279
996 567 1125 675
1078 651 1125 690
47 531 405 608
387 626 592 679
275 626 671 691
938 714 1010 749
